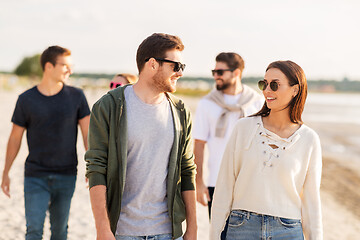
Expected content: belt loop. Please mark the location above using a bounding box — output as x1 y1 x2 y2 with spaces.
247 211 250 220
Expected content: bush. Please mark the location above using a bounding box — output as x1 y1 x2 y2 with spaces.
14 54 42 77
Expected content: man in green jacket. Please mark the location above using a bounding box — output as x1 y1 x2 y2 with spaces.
85 33 197 240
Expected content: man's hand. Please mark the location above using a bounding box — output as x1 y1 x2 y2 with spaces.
194 139 209 206
90 185 114 240
182 190 197 240
1 174 11 198
196 180 210 206
96 229 115 240
1 124 25 199
183 228 197 240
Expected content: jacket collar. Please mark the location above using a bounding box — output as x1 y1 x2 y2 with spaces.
108 85 185 111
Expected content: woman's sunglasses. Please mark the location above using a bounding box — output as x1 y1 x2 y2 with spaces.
211 69 235 76
258 80 279 91
109 82 124 89
145 57 186 72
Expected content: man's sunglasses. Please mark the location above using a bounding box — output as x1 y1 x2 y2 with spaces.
211 69 235 76
258 80 279 91
145 57 186 72
110 82 124 89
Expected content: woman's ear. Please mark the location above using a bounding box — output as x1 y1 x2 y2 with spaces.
293 85 299 97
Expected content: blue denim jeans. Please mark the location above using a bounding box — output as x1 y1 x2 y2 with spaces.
115 233 183 240
225 210 304 240
24 175 76 240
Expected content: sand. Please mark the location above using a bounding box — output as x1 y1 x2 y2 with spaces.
0 89 360 239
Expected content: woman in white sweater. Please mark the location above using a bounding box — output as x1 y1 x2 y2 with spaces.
210 60 322 240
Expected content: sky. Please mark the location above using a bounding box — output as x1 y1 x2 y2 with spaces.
1 0 360 80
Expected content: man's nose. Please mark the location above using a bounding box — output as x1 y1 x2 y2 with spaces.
176 69 183 77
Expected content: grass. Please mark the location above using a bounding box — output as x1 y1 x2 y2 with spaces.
174 88 210 97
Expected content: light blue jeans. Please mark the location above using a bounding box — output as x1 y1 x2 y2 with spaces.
225 209 304 240
115 233 183 240
24 175 76 240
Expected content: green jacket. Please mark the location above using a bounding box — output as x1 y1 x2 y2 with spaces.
85 85 196 239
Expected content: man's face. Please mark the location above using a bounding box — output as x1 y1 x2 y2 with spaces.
51 55 73 83
213 61 236 91
152 49 184 93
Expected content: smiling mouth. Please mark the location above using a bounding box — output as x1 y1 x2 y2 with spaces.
216 80 224 85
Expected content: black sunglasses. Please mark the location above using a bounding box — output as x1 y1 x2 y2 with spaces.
146 58 186 72
258 80 279 91
109 82 123 89
211 69 235 76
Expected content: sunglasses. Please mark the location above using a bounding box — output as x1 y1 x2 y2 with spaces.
146 57 186 72
211 69 235 76
56 62 73 70
109 82 124 89
258 80 280 91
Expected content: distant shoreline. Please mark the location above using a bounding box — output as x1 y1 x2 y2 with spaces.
2 73 360 93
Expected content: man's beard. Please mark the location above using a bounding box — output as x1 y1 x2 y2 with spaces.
216 81 231 91
152 70 176 93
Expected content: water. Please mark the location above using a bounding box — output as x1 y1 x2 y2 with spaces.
303 92 360 124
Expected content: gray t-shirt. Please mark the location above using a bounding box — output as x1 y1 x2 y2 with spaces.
116 86 174 236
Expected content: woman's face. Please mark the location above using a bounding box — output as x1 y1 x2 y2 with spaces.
109 76 129 89
262 68 298 112
113 76 129 85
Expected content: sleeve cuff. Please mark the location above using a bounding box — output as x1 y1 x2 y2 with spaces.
87 172 107 189
181 176 196 191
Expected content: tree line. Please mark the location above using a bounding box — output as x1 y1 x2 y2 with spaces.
10 53 360 92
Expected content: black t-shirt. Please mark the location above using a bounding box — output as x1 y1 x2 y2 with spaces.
11 85 90 177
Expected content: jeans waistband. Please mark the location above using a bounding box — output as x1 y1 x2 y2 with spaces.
231 209 300 221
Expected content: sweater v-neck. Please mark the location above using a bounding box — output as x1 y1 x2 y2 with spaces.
259 116 303 142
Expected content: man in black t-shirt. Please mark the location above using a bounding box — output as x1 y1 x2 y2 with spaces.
1 46 90 240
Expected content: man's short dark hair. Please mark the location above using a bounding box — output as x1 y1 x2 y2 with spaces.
216 52 245 72
136 33 184 73
40 45 71 71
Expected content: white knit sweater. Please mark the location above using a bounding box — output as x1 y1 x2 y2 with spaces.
210 116 323 240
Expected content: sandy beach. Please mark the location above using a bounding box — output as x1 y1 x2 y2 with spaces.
1 88 360 240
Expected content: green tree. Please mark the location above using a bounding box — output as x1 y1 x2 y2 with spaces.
14 54 42 77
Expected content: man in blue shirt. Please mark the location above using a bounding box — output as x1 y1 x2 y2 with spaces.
1 45 90 240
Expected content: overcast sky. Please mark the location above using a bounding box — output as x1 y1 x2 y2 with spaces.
1 0 359 80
